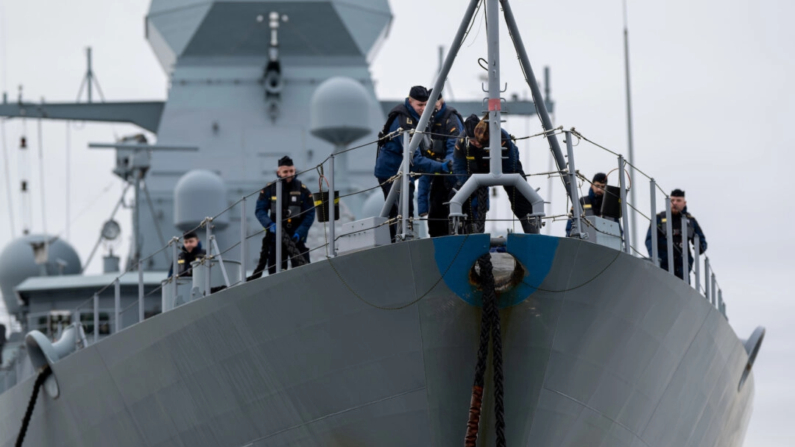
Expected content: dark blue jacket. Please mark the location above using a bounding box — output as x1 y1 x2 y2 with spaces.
374 98 449 180
167 241 205 278
565 187 600 236
255 178 315 242
645 206 707 270
452 128 521 187
417 103 461 215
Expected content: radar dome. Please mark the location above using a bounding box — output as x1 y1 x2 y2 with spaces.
174 170 229 232
0 235 81 315
310 77 372 145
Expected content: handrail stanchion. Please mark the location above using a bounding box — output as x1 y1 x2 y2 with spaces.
211 236 231 288
665 197 674 275
618 155 631 253
138 260 144 323
205 217 212 295
650 179 658 266
400 130 411 240
694 234 701 292
564 130 583 238
240 196 247 283
114 277 120 333
711 272 717 307
719 289 724 316
681 214 689 284
93 293 99 343
276 180 282 273
171 237 178 300
705 257 710 299
328 154 336 257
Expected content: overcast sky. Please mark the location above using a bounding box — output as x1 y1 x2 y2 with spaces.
0 0 793 445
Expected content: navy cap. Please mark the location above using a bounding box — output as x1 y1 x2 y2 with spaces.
409 85 430 102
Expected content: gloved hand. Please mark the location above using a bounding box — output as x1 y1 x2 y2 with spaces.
292 233 300 242
266 223 276 233
444 159 453 173
294 227 309 243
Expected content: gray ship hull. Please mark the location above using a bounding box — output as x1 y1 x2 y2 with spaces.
0 234 754 446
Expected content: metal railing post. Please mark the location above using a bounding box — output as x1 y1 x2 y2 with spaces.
276 180 282 273
705 257 710 299
328 154 336 257
665 197 674 275
205 217 212 295
400 130 411 240
114 277 120 333
711 273 717 307
718 289 724 316
138 260 144 323
681 214 689 283
93 293 99 343
694 234 701 291
240 196 247 283
171 237 178 300
564 130 583 238
618 155 631 253
650 179 658 266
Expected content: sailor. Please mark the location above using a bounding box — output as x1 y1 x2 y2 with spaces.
167 231 206 278
375 85 453 241
452 114 539 233
417 90 462 237
645 189 708 281
565 172 608 236
253 156 315 276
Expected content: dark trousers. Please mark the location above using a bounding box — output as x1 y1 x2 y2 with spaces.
661 258 693 283
250 232 310 279
379 177 414 242
428 177 451 237
503 184 534 223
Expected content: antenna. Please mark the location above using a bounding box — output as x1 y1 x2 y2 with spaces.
622 0 638 250
76 47 105 103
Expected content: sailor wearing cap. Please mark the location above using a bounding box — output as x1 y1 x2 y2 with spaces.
167 231 207 278
252 156 315 277
452 113 539 233
565 172 608 236
417 90 463 237
645 189 708 281
375 86 454 241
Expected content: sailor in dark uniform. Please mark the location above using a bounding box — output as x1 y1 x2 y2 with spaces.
565 172 608 236
417 90 462 237
374 85 453 241
452 114 539 233
253 156 315 276
167 231 206 278
645 189 708 281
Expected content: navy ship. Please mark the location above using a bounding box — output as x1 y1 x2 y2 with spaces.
0 0 764 446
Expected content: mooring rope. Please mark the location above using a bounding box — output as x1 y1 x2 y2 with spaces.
16 366 52 447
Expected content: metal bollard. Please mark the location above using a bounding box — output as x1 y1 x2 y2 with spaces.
665 197 674 275
681 214 689 284
93 293 99 343
138 260 144 323
650 179 658 266
694 234 701 292
564 130 583 238
329 154 336 257
114 278 120 333
618 155 631 254
240 196 247 283
276 180 282 273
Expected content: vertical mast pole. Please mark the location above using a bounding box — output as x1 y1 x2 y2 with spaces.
486 0 503 176
622 0 638 252
328 154 336 254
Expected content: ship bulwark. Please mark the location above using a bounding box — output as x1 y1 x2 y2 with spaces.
0 235 754 446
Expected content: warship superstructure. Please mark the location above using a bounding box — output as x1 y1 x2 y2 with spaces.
0 1 764 446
